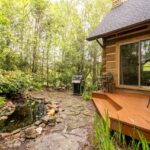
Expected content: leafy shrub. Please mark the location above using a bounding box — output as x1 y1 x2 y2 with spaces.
82 91 91 101
31 81 43 89
0 97 5 108
30 74 44 89
0 70 32 95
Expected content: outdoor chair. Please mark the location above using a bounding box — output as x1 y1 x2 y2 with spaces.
100 72 115 93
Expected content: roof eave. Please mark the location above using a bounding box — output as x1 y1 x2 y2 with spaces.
86 34 103 41
87 19 150 42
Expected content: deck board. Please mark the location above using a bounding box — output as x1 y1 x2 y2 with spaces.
92 91 150 141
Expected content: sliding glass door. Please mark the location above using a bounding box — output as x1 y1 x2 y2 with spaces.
120 39 150 87
120 42 139 86
141 40 150 86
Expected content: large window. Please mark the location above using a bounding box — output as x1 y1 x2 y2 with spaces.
120 39 150 87
141 40 150 86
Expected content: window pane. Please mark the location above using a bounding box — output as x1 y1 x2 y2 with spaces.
141 40 150 86
120 43 139 85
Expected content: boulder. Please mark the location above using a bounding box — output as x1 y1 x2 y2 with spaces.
0 116 8 121
0 133 10 140
13 133 21 139
49 116 56 124
20 138 25 142
20 131 25 138
39 123 46 128
0 101 15 117
36 127 43 135
59 108 65 112
34 120 42 126
47 109 55 116
41 115 50 123
56 117 63 124
47 104 59 109
13 140 21 147
44 99 52 104
48 123 55 127
25 127 39 139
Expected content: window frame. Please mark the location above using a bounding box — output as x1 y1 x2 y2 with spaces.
119 39 150 88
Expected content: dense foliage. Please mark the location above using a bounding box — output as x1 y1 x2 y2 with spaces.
0 70 32 95
0 0 111 90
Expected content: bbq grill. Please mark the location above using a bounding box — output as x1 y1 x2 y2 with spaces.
72 75 84 95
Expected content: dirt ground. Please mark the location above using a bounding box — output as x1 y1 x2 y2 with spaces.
6 90 96 150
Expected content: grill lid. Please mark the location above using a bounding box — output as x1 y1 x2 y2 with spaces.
72 75 83 83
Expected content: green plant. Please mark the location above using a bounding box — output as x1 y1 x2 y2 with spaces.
139 133 149 150
129 138 140 150
93 114 150 150
0 70 32 96
31 81 43 89
0 97 5 108
30 73 44 89
94 113 115 150
82 91 91 101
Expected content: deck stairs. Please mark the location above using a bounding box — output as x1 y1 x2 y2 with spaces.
92 91 150 142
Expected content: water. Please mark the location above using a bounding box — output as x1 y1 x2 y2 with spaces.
0 100 46 132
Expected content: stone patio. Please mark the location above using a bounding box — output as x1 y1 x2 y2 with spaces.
4 90 96 150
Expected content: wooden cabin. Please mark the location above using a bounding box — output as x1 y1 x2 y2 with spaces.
87 0 150 142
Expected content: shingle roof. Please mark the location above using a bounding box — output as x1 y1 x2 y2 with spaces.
87 0 150 41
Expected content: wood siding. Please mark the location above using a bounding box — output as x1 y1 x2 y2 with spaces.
104 45 117 85
103 32 150 90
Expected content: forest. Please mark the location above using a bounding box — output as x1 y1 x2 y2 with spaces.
0 0 111 94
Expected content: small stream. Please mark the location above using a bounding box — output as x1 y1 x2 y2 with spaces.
0 100 46 132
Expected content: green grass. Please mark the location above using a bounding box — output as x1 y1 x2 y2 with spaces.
0 97 6 108
93 113 115 150
93 113 150 150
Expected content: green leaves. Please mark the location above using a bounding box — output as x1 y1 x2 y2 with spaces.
0 70 32 95
0 0 111 88
0 97 5 108
94 113 115 150
82 91 91 101
0 12 10 25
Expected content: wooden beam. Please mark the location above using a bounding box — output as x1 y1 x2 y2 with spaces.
103 22 150 39
106 25 150 41
96 39 104 49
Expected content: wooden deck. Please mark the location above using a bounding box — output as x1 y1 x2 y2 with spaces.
92 91 150 142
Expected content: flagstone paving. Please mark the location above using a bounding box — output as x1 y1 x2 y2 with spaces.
10 90 96 150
